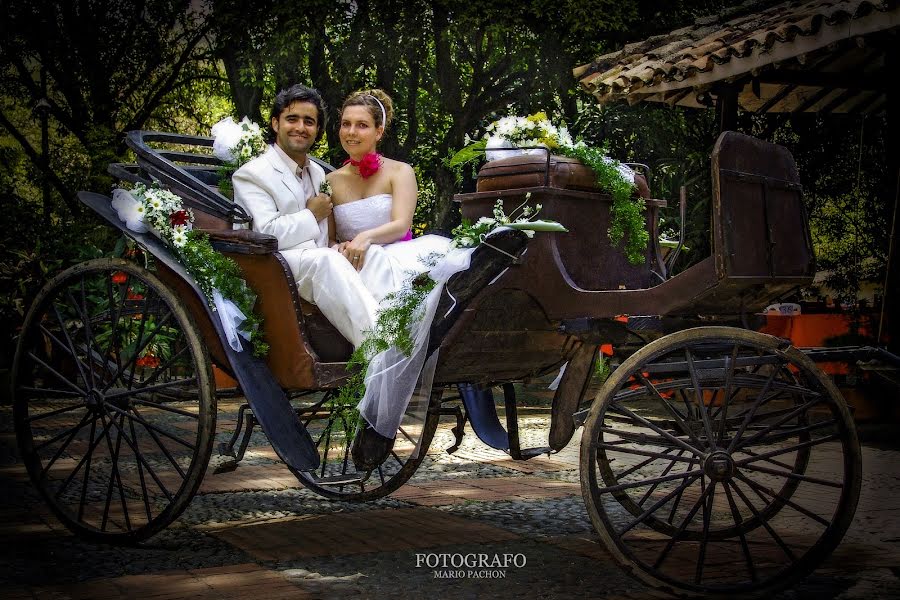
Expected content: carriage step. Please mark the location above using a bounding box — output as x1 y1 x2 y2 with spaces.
518 446 553 460
307 473 367 486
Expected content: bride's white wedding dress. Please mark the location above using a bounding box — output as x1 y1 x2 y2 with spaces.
334 193 451 302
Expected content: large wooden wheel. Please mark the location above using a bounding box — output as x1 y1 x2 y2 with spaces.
12 258 216 543
293 388 441 501
580 327 860 598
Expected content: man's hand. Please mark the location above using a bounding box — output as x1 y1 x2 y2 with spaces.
307 193 333 222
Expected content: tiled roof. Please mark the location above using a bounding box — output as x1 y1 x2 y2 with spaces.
574 0 899 113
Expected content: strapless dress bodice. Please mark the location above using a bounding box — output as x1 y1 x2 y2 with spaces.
333 193 392 242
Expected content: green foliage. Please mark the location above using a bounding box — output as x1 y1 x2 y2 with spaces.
332 274 438 437
176 229 268 357
574 101 718 270
593 354 611 385
559 143 648 265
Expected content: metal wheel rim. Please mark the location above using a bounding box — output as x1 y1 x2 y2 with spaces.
12 258 215 542
580 326 861 597
293 389 441 501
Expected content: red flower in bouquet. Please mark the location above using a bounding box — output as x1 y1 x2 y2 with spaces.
343 152 382 179
111 271 127 284
169 209 190 227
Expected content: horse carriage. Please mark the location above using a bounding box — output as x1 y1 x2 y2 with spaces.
12 127 883 597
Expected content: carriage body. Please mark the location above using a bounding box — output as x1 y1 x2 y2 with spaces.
12 128 868 597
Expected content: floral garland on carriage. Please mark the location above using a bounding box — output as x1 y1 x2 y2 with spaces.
111 116 273 357
451 111 648 265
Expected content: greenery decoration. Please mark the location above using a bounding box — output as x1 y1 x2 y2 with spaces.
125 183 268 356
450 111 647 265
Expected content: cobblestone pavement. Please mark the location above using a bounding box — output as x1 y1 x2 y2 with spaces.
3 387 900 600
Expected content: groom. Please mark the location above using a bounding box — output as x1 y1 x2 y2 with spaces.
233 84 378 348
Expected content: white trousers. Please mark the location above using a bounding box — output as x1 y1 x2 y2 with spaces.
287 247 380 349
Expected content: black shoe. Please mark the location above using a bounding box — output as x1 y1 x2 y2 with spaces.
351 422 395 472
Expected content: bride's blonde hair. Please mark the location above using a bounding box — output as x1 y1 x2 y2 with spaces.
342 89 394 134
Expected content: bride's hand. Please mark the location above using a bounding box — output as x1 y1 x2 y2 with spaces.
342 235 372 271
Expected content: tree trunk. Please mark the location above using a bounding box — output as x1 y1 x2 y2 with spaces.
221 44 264 125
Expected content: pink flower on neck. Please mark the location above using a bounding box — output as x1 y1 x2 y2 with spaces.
343 152 382 179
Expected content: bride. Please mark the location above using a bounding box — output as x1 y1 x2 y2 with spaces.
326 89 450 302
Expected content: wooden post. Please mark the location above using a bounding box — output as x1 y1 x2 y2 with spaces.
715 84 739 133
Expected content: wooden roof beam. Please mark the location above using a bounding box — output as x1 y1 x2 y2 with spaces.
756 70 887 92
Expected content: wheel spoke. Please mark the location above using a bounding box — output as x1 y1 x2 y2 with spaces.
726 362 784 452
613 448 676 481
99 411 130 532
619 472 701 535
735 433 840 467
79 276 114 386
105 377 199 400
129 405 188 479
735 472 831 527
638 451 691 508
728 480 797 563
26 352 86 396
651 478 716 569
99 406 175 502
684 348 716 450
129 413 153 522
723 481 757 582
54 415 117 500
634 372 705 448
398 426 417 446
34 412 94 453
39 411 93 480
606 403 705 458
597 467 704 495
104 272 129 376
734 397 825 451
694 481 716 584
740 462 843 488
17 386 85 399
715 345 740 443
40 318 90 386
130 398 200 419
596 442 695 465
24 402 85 423
104 403 195 451
136 345 192 389
77 416 98 522
102 307 174 394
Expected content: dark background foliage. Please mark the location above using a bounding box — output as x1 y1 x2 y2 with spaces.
0 0 890 371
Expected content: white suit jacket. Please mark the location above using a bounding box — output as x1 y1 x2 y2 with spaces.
232 146 329 274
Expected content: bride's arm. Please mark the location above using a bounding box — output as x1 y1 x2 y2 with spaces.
345 163 416 250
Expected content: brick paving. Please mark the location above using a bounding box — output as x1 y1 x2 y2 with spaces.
3 396 900 599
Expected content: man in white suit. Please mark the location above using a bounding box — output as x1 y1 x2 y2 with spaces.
233 84 378 348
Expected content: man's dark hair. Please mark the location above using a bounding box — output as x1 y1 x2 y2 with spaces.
269 84 327 144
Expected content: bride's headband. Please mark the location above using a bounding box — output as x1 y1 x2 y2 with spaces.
367 94 387 128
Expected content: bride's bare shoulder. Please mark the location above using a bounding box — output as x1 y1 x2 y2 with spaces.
382 157 414 176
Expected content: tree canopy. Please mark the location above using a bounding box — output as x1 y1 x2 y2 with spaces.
0 0 891 367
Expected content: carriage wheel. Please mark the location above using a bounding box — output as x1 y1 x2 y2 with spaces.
12 258 216 543
580 327 860 597
293 388 441 501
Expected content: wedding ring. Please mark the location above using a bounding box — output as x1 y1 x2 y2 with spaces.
353 256 359 261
